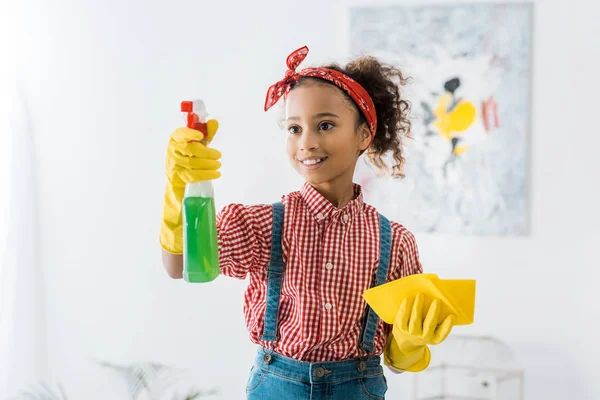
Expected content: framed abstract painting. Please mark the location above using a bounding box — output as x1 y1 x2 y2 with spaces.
350 3 532 235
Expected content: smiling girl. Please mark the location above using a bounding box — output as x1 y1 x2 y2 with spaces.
160 46 454 399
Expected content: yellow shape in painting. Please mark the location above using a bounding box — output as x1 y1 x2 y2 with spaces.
454 145 469 155
433 93 477 142
433 93 453 141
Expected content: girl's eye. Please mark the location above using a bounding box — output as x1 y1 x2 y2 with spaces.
288 125 301 135
319 122 334 131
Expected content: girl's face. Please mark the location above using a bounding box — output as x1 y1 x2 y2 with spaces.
284 82 371 188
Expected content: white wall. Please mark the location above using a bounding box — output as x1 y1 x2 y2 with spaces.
14 0 600 398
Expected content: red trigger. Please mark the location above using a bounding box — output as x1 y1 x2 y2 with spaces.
182 100 209 141
195 121 208 135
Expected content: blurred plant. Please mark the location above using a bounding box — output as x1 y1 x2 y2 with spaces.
99 361 217 400
9 382 68 400
10 361 217 400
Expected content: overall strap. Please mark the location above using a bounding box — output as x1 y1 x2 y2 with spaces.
261 202 285 342
359 213 392 353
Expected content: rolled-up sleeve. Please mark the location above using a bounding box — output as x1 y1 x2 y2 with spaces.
387 223 423 282
398 230 422 278
216 203 273 279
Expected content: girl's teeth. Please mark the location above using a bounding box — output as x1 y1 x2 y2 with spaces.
302 158 323 165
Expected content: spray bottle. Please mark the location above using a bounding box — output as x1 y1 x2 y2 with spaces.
180 100 219 283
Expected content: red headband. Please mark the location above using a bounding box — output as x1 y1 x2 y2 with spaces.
264 46 378 144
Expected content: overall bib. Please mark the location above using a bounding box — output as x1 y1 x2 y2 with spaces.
246 202 393 400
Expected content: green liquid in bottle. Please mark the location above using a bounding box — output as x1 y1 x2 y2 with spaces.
183 196 220 282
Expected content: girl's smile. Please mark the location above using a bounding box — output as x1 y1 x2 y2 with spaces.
297 156 329 170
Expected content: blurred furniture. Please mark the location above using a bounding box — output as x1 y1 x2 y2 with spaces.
412 335 524 400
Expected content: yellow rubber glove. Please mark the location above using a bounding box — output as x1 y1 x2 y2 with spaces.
384 332 431 373
160 121 221 254
385 293 455 372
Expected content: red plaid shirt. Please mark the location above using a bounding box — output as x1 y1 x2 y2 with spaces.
217 183 422 362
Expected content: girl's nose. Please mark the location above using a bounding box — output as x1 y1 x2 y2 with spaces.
299 130 319 151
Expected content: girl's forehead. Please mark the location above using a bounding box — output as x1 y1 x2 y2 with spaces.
285 84 353 116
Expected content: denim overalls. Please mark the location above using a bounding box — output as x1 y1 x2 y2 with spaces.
246 202 392 400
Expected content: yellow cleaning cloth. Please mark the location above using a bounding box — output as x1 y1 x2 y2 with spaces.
362 274 476 326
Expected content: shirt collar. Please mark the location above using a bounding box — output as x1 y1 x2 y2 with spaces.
300 182 364 223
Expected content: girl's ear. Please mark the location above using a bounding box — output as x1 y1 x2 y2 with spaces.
358 123 371 152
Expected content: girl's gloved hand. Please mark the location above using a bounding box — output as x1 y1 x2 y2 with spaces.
166 122 221 185
384 293 455 372
160 122 221 254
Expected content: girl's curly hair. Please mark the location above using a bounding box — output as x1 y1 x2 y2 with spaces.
295 57 412 178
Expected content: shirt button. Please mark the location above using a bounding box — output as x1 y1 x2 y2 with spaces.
316 212 324 220
343 214 350 223
325 303 332 310
325 262 333 270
